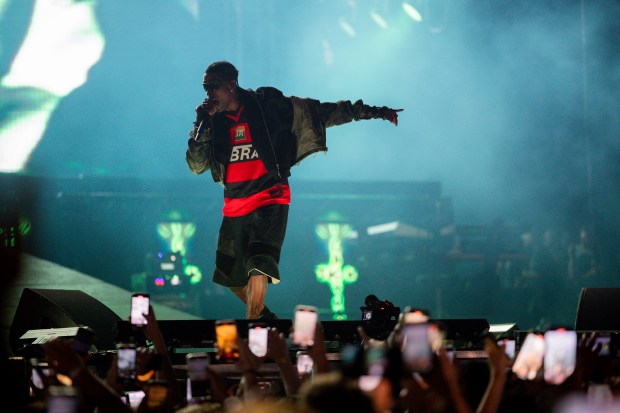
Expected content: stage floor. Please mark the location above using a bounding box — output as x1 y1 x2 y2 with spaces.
1 254 202 357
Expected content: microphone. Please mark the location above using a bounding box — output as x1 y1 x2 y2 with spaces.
196 118 206 134
193 118 206 142
193 99 217 140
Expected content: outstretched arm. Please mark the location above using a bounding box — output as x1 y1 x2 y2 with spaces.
266 327 302 397
437 348 474 413
319 99 403 127
476 336 509 413
141 305 184 408
307 322 331 375
235 337 265 399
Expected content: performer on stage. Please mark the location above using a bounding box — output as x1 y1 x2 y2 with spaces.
185 61 402 319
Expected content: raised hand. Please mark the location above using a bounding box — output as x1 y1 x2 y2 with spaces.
266 327 290 365
237 337 264 374
196 98 219 117
384 108 404 126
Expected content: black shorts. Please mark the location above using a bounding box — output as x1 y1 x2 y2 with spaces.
213 204 289 288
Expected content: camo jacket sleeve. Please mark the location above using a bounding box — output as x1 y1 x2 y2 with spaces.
318 99 397 127
185 121 213 175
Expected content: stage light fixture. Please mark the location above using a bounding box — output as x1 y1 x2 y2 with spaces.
366 221 433 239
370 10 389 29
402 2 423 22
338 17 357 38
146 252 190 294
154 212 203 287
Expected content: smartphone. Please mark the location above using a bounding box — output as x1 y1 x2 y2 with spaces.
587 384 613 405
594 334 613 357
292 305 318 347
256 381 273 396
30 359 50 391
116 343 137 381
248 322 268 357
146 380 169 409
126 391 146 408
47 385 78 413
365 347 387 376
186 352 210 401
72 326 95 354
358 346 387 392
427 322 444 352
296 351 314 375
498 338 516 360
544 329 577 385
130 293 150 326
404 309 430 324
215 320 239 362
401 323 433 373
511 333 544 380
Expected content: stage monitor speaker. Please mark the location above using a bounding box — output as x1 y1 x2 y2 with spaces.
489 323 519 339
9 288 122 355
123 319 294 347
575 288 620 331
322 320 365 344
436 319 490 343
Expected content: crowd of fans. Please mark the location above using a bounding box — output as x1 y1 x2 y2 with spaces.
3 199 620 413
3 303 620 413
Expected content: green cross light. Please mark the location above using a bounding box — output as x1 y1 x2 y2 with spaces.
314 222 359 320
157 220 202 284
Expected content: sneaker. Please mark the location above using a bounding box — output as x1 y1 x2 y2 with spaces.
258 306 279 320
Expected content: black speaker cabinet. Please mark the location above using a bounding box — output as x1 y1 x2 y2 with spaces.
575 287 620 331
9 288 121 355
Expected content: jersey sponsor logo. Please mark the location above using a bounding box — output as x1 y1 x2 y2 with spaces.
229 122 251 144
234 125 246 141
230 144 259 163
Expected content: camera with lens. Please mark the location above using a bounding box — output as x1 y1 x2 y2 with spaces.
360 295 401 340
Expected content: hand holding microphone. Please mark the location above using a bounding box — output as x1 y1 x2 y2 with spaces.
195 98 219 117
193 99 219 140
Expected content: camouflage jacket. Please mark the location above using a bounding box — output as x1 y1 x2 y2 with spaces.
185 86 393 184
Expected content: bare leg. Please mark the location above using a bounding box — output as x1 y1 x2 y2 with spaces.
246 275 268 319
230 286 248 304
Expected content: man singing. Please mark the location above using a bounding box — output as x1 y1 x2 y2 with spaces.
186 61 402 319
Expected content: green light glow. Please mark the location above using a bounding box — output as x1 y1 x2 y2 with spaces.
314 222 359 320
157 219 202 284
1 0 104 96
157 221 196 257
184 263 202 285
0 218 31 249
18 218 31 236
0 0 104 172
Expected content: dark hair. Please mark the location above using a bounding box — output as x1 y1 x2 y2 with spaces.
206 61 238 82
299 373 375 413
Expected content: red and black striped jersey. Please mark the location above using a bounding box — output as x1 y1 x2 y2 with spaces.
222 106 290 217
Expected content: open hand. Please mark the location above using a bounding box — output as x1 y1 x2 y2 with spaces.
387 108 403 126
